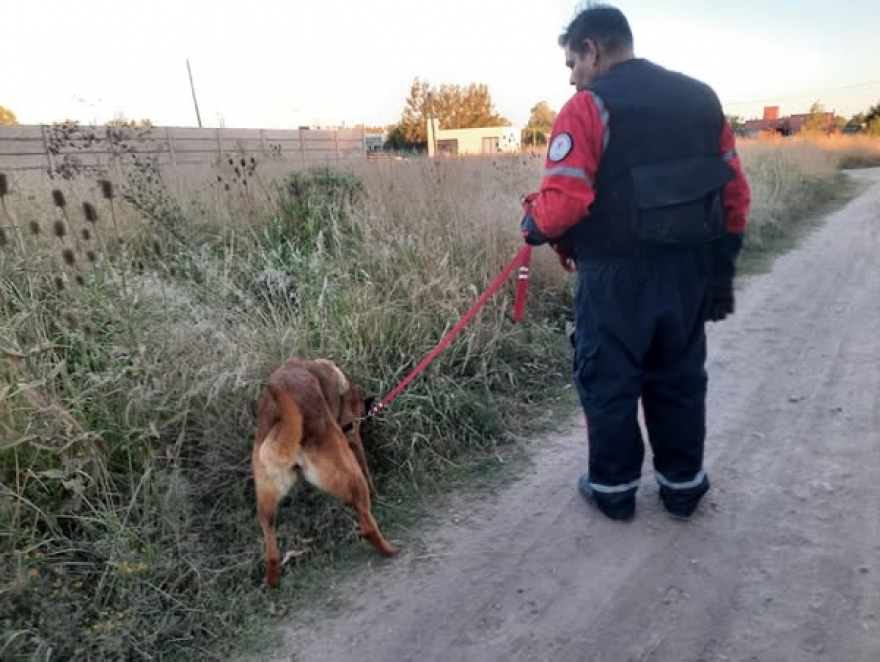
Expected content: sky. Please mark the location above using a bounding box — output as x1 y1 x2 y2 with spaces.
3 0 880 130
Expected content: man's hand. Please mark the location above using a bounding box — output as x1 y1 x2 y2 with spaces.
520 212 549 246
520 193 550 246
705 276 735 321
705 231 743 322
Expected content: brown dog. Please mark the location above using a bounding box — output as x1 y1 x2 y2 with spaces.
252 357 398 588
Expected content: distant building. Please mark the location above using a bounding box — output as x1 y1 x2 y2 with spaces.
426 119 522 157
743 105 837 138
364 133 387 151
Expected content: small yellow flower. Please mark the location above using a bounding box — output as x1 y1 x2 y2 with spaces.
27 568 39 578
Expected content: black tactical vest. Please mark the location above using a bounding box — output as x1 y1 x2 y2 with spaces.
561 58 737 258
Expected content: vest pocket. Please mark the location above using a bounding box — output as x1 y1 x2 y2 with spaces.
629 155 735 246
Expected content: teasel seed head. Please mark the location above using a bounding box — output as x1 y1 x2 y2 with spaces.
53 219 67 238
0 173 8 197
51 189 67 208
62 248 76 266
83 201 98 223
29 220 41 235
98 179 115 200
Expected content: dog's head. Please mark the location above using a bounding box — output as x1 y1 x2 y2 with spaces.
311 359 377 439
340 381 377 438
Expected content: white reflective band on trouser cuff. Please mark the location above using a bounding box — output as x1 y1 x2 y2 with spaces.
544 166 593 185
589 478 640 494
656 470 706 490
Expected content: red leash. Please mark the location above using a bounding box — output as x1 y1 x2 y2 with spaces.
368 245 532 419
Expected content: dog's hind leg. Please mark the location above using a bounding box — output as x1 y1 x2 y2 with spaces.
255 474 282 588
300 440 398 558
253 428 300 588
348 437 381 500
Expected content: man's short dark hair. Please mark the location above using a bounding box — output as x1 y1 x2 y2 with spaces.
558 3 634 55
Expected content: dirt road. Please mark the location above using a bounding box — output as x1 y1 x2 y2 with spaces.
263 169 880 662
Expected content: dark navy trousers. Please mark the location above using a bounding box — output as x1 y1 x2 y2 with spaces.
572 247 712 518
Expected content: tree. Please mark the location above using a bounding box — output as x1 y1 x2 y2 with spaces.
865 101 880 137
395 77 511 146
725 114 745 136
801 100 831 135
0 106 18 125
383 126 411 151
106 115 153 128
523 101 557 146
353 123 388 134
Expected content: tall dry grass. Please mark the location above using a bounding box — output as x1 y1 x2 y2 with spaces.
1 134 878 661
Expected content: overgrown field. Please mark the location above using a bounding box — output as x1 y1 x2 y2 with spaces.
1 134 878 661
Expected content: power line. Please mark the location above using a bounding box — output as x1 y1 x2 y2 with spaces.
722 78 880 108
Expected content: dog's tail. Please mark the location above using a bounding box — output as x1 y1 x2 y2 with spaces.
267 379 304 448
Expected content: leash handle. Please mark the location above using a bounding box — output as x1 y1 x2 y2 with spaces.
513 245 531 323
369 245 532 418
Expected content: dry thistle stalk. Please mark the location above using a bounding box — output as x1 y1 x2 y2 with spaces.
0 172 30 262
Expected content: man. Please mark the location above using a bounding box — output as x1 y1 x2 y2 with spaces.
520 3 751 521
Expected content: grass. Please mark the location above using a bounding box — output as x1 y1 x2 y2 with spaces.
1 134 878 661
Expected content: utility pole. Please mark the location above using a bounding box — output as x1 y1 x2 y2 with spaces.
427 91 438 157
186 59 203 128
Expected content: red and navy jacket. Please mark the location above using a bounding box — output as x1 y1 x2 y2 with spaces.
522 58 751 262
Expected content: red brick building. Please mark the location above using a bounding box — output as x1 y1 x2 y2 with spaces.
743 105 836 137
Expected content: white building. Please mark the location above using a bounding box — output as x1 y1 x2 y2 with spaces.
426 119 521 157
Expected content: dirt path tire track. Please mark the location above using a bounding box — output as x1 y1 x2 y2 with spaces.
261 169 880 662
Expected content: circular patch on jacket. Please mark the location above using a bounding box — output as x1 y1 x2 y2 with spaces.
548 132 573 162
